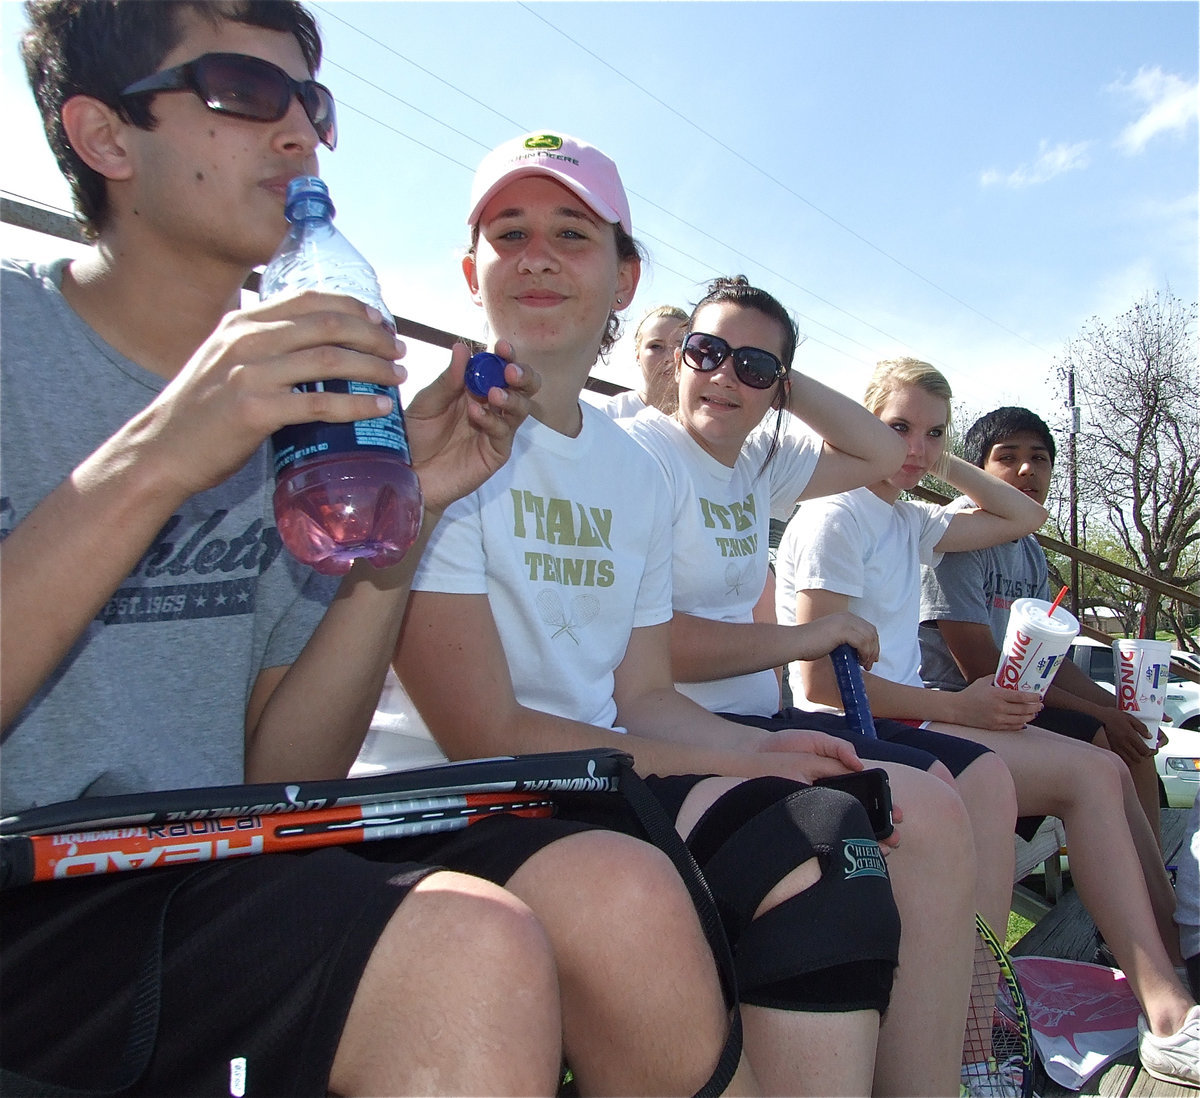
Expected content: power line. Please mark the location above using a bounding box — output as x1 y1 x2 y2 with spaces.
517 1 1056 359
214 1 1054 371
314 4 525 133
314 4 928 366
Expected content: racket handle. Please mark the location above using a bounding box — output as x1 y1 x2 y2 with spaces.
831 644 877 739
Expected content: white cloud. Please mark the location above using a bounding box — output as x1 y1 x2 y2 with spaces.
1110 67 1199 155
980 140 1092 188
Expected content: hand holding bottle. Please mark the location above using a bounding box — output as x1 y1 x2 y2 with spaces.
136 291 404 500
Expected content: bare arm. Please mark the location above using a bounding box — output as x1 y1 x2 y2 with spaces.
784 373 906 502
935 618 1005 683
1 293 405 732
933 456 1048 554
795 588 1042 731
396 592 862 785
669 609 879 682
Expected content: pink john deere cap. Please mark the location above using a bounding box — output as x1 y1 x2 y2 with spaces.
467 131 632 236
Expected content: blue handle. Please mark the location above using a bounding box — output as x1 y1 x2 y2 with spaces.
831 644 877 739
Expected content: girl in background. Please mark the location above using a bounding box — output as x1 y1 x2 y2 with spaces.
603 303 687 418
777 358 1199 1088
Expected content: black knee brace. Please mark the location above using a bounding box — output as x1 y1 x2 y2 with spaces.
688 777 901 1014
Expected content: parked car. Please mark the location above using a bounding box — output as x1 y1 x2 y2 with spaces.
1066 636 1200 808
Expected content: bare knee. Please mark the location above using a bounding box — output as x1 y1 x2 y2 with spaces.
332 871 559 1096
928 759 956 787
1087 743 1127 799
559 830 708 949
957 751 1018 823
888 766 976 871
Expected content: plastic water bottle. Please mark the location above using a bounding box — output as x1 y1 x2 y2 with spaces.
260 176 422 575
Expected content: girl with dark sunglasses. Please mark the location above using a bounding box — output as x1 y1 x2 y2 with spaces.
618 275 1033 1087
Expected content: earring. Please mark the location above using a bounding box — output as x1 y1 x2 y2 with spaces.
616 297 623 305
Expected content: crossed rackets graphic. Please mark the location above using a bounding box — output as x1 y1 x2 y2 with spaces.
536 590 601 643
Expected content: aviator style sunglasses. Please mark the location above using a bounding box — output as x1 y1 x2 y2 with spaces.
681 331 786 390
120 52 337 150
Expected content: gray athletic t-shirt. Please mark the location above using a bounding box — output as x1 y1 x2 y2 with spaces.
917 496 1048 691
0 259 338 813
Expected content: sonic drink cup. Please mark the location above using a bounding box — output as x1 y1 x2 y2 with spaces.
994 597 1080 697
1113 638 1173 740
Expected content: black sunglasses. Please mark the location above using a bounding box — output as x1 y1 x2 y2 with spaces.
681 331 786 390
120 52 336 150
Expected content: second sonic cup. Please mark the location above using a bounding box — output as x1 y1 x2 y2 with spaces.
994 597 1080 697
1113 638 1173 741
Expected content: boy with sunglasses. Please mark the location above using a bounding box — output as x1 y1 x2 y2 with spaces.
1 4 746 1095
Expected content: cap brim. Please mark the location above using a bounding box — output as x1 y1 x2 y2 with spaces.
467 164 625 232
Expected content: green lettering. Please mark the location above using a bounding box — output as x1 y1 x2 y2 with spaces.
511 489 526 538
545 498 576 546
589 507 613 549
524 491 547 541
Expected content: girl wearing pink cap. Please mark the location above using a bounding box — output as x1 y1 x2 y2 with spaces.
390 131 978 1095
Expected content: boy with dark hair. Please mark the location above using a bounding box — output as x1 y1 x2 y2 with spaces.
919 406 1163 839
0 4 744 1094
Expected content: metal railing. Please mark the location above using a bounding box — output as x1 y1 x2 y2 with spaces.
1 193 626 397
6 193 1195 663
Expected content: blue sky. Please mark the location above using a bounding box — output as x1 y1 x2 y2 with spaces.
2 1 1196 431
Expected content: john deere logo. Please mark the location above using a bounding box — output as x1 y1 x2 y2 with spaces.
525 134 563 151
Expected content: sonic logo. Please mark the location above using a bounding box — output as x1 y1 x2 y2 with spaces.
997 629 1033 689
1118 647 1138 708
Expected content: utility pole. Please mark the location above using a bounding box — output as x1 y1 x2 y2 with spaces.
1067 367 1080 617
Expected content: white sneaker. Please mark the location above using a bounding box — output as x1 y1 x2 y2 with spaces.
1137 1004 1200 1088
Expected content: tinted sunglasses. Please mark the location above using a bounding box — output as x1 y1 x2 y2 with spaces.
120 52 336 150
681 331 786 390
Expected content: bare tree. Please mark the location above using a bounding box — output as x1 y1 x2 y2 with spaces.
1053 289 1199 647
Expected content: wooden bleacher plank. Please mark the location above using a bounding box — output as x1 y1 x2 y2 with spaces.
1009 808 1191 1097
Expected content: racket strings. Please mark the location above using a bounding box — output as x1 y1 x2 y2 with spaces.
962 922 1034 1098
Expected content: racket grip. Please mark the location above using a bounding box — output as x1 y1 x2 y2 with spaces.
831 644 877 739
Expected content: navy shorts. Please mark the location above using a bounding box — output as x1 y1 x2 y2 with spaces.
1031 705 1103 743
720 708 992 778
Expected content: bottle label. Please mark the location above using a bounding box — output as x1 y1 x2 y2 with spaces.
271 381 412 477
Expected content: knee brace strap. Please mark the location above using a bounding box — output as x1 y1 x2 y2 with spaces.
691 782 901 1010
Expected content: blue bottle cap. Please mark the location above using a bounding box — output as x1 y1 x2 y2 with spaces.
465 352 509 397
284 175 334 222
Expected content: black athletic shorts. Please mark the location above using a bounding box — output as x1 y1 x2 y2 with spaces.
0 813 597 1098
1030 705 1103 743
720 708 992 778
